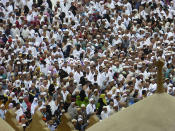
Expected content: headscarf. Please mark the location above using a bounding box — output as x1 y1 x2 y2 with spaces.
100 94 107 105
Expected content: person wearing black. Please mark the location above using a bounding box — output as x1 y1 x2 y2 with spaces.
64 45 72 58
79 90 86 102
47 0 52 9
48 84 55 96
69 2 77 16
23 5 29 15
97 97 106 116
79 72 87 86
37 0 43 7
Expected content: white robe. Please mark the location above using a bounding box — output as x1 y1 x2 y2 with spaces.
86 103 96 115
48 100 56 115
101 111 109 120
61 90 69 102
15 108 24 121
31 100 38 115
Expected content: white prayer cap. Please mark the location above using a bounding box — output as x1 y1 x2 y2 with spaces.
17 61 21 64
133 20 137 23
72 119 77 123
133 9 138 12
164 40 169 43
103 106 107 109
81 104 85 108
139 28 145 32
124 66 130 69
122 93 127 97
61 109 65 113
143 26 149 29
84 58 89 62
141 1 146 4
159 30 163 34
41 92 46 96
63 77 68 80
135 58 139 61
114 104 118 107
165 53 170 56
94 89 98 92
10 92 15 96
89 98 94 102
90 61 95 65
88 27 92 30
33 76 37 79
23 60 27 64
150 79 154 81
169 84 173 87
43 25 47 29
167 46 172 49
40 106 46 110
67 43 72 46
19 96 23 99
78 118 83 122
34 98 38 101
107 29 111 32
0 104 4 108
138 62 142 65
128 59 132 62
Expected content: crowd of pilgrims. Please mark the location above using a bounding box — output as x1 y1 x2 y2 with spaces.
0 0 175 130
